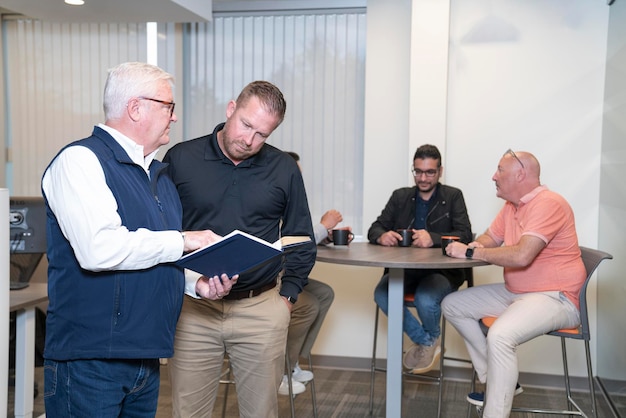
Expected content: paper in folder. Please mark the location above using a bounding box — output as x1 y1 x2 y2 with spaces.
176 229 311 278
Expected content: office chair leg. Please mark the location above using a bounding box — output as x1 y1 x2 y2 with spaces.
436 320 446 418
561 337 596 417
307 353 318 418
369 305 380 415
561 338 575 413
584 341 598 418
285 346 296 418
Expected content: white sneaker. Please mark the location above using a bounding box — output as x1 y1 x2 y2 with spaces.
278 375 306 396
292 362 314 383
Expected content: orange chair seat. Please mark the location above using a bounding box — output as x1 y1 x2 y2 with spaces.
481 316 580 335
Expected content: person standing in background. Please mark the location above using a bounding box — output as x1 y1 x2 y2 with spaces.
164 81 316 417
41 61 235 417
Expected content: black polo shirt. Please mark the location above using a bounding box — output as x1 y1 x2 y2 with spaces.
163 123 316 301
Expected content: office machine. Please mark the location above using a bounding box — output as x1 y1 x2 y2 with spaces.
9 196 47 290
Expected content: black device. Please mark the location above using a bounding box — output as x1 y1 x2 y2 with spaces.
9 196 47 290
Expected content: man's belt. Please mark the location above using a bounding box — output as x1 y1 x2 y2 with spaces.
223 280 278 301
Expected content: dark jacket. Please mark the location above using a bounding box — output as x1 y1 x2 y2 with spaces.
367 184 472 288
43 126 184 361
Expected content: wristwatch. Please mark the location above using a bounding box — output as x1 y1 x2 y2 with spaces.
285 295 296 304
465 247 474 259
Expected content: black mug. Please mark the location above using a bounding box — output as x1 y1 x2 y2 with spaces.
396 229 413 247
332 229 354 246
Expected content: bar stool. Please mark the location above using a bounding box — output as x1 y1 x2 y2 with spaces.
369 269 475 418
473 246 612 417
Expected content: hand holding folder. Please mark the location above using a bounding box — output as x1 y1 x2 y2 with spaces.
176 229 311 278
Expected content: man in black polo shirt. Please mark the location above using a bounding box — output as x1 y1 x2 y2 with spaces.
163 81 316 418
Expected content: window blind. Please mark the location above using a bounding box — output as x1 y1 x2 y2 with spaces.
2 18 147 196
182 12 366 234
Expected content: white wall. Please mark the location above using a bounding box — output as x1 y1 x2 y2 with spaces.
446 0 609 377
598 0 626 386
311 0 614 379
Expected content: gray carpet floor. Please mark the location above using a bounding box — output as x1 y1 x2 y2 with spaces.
10 365 626 417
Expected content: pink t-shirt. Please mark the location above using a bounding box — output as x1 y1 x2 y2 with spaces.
487 185 586 309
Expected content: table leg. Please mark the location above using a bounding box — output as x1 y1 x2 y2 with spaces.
386 267 404 418
15 307 35 418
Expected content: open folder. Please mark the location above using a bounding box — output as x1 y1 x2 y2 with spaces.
176 229 311 278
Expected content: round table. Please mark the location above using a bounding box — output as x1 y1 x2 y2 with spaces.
316 242 487 418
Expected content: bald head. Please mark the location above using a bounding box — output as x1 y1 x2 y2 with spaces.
515 151 540 182
493 150 541 205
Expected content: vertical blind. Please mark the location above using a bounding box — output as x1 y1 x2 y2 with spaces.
3 11 366 234
182 12 366 234
2 19 147 196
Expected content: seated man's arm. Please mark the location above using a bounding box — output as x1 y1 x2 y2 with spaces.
473 235 546 267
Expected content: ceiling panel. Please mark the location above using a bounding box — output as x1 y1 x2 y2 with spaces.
0 0 211 23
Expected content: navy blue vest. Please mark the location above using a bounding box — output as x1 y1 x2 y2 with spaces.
43 126 184 360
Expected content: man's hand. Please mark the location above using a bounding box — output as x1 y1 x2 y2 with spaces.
412 229 434 248
377 230 402 246
320 209 343 230
445 241 469 258
281 296 295 313
182 230 222 253
195 273 239 300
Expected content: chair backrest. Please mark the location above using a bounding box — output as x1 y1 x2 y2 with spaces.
563 246 613 341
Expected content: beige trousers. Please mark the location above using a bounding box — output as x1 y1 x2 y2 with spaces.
169 287 290 418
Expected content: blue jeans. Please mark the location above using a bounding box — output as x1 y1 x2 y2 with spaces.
44 358 160 418
374 271 456 345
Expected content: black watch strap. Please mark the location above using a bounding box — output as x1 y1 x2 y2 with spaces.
465 247 474 259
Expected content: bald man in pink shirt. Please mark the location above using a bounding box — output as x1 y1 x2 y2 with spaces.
442 150 585 418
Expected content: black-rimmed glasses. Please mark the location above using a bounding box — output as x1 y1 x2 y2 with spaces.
411 167 439 178
505 148 524 169
138 97 175 117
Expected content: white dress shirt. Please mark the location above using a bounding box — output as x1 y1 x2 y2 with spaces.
42 123 184 273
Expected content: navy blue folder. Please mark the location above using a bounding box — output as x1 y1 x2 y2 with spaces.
176 230 310 278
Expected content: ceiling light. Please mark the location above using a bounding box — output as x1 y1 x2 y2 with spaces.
65 0 85 5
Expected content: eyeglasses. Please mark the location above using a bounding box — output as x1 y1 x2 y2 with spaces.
411 167 439 178
504 149 524 169
138 97 175 117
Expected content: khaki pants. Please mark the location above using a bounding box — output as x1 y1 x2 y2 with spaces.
169 287 291 418
287 278 335 366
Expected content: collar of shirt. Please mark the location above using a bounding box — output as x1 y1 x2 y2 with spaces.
98 123 158 175
518 184 548 207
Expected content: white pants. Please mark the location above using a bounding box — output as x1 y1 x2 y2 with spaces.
441 283 580 418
